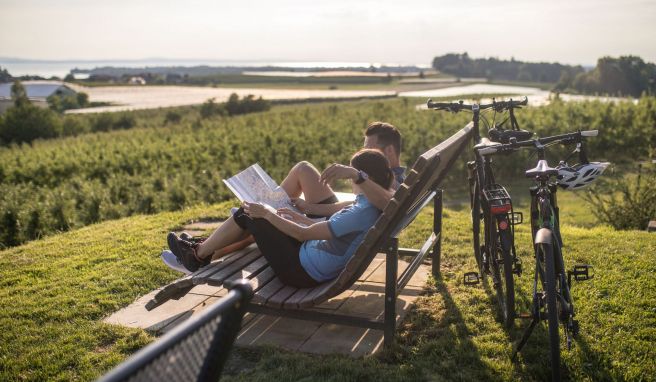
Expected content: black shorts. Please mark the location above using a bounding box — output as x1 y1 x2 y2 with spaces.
233 207 320 288
306 194 339 219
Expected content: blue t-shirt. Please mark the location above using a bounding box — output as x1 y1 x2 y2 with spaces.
392 166 406 189
299 194 381 282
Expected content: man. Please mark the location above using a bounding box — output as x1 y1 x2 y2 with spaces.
291 121 404 216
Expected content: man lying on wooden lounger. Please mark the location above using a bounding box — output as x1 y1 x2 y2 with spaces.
286 121 404 217
163 122 404 273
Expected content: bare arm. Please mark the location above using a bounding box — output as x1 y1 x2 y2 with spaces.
243 202 333 241
320 164 395 210
356 178 395 210
297 200 352 217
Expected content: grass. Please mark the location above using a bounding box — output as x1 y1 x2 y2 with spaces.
0 191 654 381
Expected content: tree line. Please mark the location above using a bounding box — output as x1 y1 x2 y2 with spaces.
433 53 656 97
432 52 584 83
554 56 656 97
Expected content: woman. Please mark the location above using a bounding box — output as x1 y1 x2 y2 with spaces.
168 149 394 287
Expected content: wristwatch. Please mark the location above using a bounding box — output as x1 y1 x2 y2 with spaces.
355 170 369 184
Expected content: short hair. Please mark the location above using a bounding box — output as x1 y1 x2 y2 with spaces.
365 122 401 155
350 149 394 189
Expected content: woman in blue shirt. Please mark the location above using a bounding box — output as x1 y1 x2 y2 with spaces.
168 149 394 287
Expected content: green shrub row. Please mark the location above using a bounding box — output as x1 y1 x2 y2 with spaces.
1 97 654 247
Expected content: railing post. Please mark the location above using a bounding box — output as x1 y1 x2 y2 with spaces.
432 189 443 278
384 237 398 348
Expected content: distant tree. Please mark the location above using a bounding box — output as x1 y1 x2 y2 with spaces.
0 66 12 82
76 92 89 107
200 97 224 118
11 81 30 107
47 91 90 112
0 101 62 144
564 56 656 97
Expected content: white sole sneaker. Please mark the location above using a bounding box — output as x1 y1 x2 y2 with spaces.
161 250 192 275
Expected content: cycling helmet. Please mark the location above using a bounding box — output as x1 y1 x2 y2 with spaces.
556 162 610 190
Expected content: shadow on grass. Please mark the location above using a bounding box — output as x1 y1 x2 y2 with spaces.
479 272 557 380
389 275 502 381
478 272 614 381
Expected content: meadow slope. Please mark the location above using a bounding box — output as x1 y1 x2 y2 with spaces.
0 199 653 381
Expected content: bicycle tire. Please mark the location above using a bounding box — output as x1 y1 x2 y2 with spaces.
470 178 485 277
539 241 561 381
496 227 516 327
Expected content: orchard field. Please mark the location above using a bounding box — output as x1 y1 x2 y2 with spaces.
1 97 655 248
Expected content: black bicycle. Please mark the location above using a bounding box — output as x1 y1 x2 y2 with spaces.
427 97 530 327
478 130 600 381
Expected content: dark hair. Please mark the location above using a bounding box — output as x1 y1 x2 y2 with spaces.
350 149 394 189
365 122 401 155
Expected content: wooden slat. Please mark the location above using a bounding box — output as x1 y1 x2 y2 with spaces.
252 277 285 304
193 244 258 280
197 256 270 299
247 266 277 292
283 287 316 309
265 285 300 308
202 249 263 285
401 169 420 188
223 256 269 283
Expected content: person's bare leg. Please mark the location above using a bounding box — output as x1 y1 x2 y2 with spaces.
280 161 335 203
195 215 245 259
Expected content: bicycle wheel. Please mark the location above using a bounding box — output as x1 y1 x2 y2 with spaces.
495 225 516 327
470 179 485 277
538 241 561 381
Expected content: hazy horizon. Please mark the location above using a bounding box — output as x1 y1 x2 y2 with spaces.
1 0 655 68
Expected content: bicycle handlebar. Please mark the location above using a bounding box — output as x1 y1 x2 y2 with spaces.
477 130 598 156
427 96 528 113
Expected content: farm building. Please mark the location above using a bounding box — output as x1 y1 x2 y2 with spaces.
0 81 77 113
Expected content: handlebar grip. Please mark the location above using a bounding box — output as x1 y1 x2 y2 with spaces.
581 130 598 137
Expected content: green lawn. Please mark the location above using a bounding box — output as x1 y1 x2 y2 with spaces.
0 194 653 381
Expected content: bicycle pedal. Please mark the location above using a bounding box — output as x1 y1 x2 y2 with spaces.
513 258 523 276
568 264 594 284
463 272 480 286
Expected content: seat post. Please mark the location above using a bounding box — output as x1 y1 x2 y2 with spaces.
384 237 398 348
432 189 443 277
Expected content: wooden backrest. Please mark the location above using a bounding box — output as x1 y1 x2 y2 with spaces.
305 123 473 305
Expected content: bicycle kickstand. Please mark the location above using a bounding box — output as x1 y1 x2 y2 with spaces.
511 319 538 361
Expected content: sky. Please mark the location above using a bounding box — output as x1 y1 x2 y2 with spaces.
1 0 655 66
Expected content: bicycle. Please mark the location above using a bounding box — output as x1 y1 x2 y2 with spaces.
427 97 530 327
478 129 605 381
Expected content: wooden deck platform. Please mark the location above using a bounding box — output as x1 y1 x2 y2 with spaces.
104 252 429 357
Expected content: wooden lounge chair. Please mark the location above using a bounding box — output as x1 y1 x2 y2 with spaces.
147 123 473 347
99 280 253 382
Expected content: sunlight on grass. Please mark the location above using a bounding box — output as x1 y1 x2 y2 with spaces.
1 199 653 381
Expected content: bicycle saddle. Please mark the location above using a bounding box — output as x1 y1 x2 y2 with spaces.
489 128 533 144
474 137 501 150
525 160 558 178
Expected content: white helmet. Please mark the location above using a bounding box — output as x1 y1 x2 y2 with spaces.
556 162 610 190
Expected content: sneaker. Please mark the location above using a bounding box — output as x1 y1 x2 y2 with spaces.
166 232 210 272
179 232 206 244
161 250 192 275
